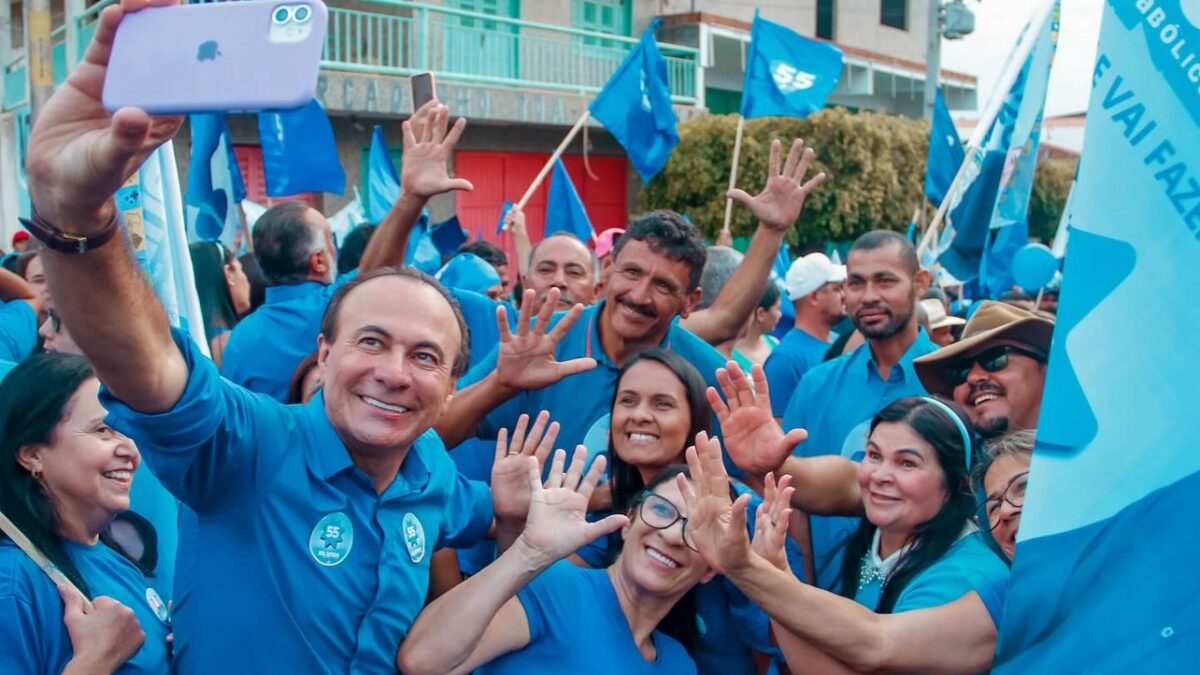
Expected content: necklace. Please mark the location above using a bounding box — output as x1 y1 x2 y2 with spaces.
858 529 911 591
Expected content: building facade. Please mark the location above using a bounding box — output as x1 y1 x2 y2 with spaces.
1 0 976 249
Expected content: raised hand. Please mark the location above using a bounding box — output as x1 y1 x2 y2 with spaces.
707 362 807 475
400 102 474 198
751 472 795 572
59 585 145 672
675 431 755 574
491 412 560 525
503 205 527 235
26 0 185 233
516 447 627 568
727 139 827 232
494 288 596 391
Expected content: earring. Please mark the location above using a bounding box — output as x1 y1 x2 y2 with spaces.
30 468 43 481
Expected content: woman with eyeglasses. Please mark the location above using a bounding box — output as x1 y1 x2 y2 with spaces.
397 448 708 675
574 348 796 674
0 353 170 674
40 302 84 356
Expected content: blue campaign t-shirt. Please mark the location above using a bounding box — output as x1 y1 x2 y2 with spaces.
0 299 38 363
460 301 728 464
478 561 696 675
221 280 336 401
0 539 171 674
782 332 939 590
763 327 832 418
102 329 494 675
852 531 1009 615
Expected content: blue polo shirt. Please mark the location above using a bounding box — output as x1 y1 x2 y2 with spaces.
0 539 172 674
782 331 938 590
460 301 728 458
763 327 832 418
221 280 334 401
102 329 494 675
478 560 696 675
853 531 1009 614
0 299 37 362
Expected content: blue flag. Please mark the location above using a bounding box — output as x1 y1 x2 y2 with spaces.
545 159 594 242
185 114 246 248
367 125 400 222
405 211 441 275
924 89 966 207
995 2 1200 670
935 1 1058 285
589 19 679 182
496 200 514 235
431 215 468 257
740 14 843 120
258 99 346 196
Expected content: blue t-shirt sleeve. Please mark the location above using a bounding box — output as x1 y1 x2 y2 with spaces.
0 299 38 362
436 471 495 550
0 550 69 673
976 573 1009 627
100 328 290 512
782 374 815 456
514 560 581 646
763 349 801 419
894 535 1010 614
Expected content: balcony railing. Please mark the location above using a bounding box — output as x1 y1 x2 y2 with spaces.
3 0 699 113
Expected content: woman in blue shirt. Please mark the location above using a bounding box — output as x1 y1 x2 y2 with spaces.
398 451 710 675
0 354 170 673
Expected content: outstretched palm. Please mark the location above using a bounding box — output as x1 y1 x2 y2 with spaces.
491 412 560 524
518 448 626 567
400 102 474 198
727 138 827 232
27 0 184 231
495 288 596 391
676 432 754 574
707 362 807 475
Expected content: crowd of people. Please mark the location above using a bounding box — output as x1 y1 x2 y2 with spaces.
0 1 1060 673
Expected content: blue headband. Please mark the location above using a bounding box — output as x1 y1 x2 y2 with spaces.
920 396 973 473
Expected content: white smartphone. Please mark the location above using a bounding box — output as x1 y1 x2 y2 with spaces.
103 1 328 114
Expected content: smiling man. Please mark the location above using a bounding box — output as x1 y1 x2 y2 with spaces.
913 301 1054 438
779 229 935 590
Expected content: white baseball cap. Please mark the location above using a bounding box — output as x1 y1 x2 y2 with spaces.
785 253 846 299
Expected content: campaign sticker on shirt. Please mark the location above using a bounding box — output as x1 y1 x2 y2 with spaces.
145 587 170 625
402 512 426 564
309 512 354 567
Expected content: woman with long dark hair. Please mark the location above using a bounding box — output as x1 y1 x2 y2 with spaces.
0 353 170 673
188 241 251 366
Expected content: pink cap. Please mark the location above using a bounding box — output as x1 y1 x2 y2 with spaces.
594 228 625 259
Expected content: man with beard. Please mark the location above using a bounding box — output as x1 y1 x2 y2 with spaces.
435 139 827 457
914 301 1053 438
778 229 934 588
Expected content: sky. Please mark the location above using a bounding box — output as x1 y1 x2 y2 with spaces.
941 0 1104 118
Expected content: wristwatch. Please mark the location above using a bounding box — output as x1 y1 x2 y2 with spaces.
19 208 122 255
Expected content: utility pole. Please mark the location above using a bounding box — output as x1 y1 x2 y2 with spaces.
924 0 942 119
24 0 55 120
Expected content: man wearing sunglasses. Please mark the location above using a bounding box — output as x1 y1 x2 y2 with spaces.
914 301 1055 437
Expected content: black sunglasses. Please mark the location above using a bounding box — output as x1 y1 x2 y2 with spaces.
46 307 62 334
948 345 1045 387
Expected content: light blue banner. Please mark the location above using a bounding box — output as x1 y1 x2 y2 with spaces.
995 1 1200 669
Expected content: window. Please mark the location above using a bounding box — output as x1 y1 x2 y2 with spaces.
881 0 907 30
816 0 836 40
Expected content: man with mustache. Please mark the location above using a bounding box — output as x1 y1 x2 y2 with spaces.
778 229 936 589
913 301 1053 438
436 139 827 458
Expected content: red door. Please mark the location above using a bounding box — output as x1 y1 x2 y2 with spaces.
232 145 323 210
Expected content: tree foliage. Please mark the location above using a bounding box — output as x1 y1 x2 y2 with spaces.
1028 156 1078 243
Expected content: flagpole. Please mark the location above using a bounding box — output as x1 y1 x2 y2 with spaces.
0 510 93 611
916 143 976 256
516 110 591 211
721 115 746 235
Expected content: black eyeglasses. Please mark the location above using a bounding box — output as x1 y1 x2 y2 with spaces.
982 470 1028 531
46 307 62 335
636 492 698 551
948 346 1045 387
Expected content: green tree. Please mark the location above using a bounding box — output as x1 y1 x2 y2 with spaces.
1028 156 1078 243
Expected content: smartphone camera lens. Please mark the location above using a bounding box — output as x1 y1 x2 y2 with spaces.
294 5 311 22
272 6 291 23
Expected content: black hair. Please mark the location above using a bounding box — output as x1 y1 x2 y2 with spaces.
0 354 139 596
611 211 708 292
835 396 977 613
318 266 472 377
457 240 508 269
337 223 377 277
758 280 782 311
188 241 239 341
252 202 323 286
286 353 321 404
15 250 40 281
850 230 919 277
607 348 713 517
238 251 268 312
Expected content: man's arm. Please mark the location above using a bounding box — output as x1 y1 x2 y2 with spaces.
681 139 826 345
507 206 532 277
0 267 42 316
358 103 472 273
27 0 187 412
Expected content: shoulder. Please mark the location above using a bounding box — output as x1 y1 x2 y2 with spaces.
653 631 697 674
669 323 727 366
794 350 851 394
0 298 35 322
0 540 57 606
896 533 1010 612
